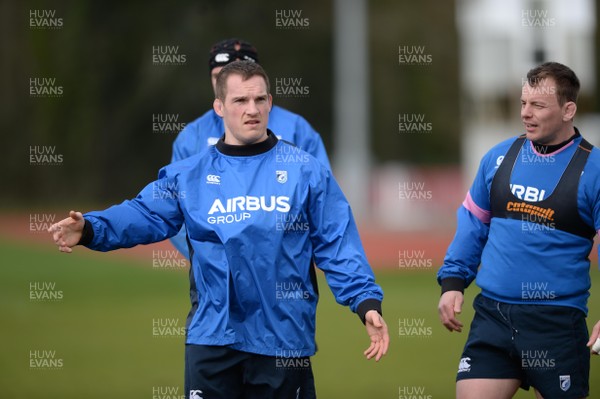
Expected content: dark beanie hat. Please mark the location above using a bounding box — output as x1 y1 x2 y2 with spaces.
209 38 259 72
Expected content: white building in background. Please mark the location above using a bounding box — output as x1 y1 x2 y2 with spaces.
371 0 596 231
456 0 596 182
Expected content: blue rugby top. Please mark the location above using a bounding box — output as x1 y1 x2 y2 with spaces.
170 106 331 259
437 130 600 314
83 132 381 356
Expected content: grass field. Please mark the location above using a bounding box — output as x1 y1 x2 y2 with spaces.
1 237 600 398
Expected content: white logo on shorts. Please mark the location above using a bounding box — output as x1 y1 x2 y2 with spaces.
189 390 203 399
458 357 471 373
559 375 571 391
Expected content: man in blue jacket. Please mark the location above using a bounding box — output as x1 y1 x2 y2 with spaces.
437 62 600 398
170 38 331 259
49 60 388 399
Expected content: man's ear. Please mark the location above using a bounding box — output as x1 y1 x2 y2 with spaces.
214 98 224 117
268 94 273 112
563 101 577 122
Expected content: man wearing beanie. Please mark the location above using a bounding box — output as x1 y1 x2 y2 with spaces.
169 38 331 260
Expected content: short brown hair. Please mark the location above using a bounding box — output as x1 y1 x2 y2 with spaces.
215 60 270 101
526 62 580 105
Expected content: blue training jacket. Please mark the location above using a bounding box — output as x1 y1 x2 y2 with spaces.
437 132 600 314
170 106 331 259
83 132 382 357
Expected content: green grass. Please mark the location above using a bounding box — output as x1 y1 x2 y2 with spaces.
1 238 599 398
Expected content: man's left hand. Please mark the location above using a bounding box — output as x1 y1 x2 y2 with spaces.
363 310 389 362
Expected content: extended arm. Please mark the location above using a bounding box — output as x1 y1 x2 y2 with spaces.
307 168 388 360
49 173 184 253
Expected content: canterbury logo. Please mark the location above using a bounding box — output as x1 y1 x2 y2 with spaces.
206 175 221 185
458 357 471 373
214 53 229 63
189 390 203 399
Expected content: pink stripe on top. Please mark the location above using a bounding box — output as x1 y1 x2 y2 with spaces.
529 139 575 157
463 191 491 224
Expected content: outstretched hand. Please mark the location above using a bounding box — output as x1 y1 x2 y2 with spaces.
48 211 85 253
363 310 389 362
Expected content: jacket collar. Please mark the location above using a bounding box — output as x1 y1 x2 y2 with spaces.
216 129 278 156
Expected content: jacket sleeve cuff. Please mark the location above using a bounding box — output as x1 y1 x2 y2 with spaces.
441 277 465 295
77 219 94 247
356 298 382 325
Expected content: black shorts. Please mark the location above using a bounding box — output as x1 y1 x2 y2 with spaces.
456 294 590 398
184 344 316 399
